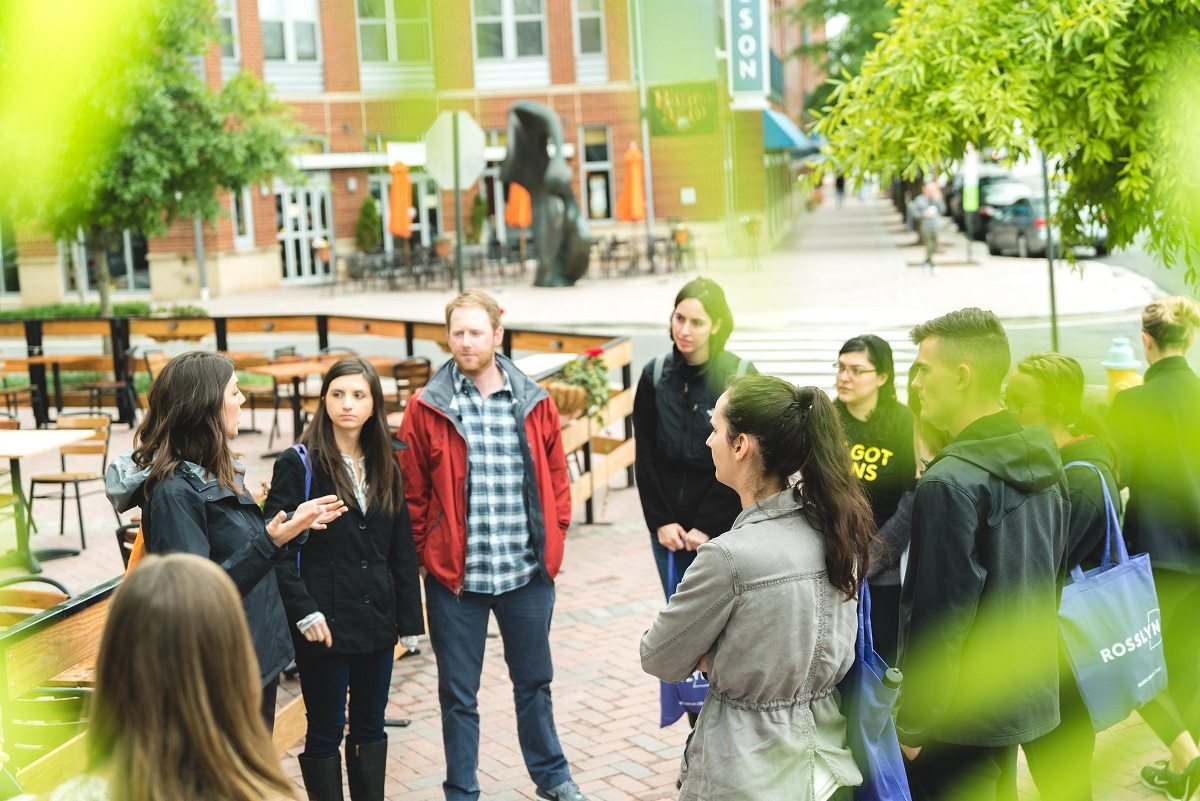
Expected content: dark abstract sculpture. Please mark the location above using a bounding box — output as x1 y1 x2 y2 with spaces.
499 101 590 287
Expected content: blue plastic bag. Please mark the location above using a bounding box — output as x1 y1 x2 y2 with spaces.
1059 461 1167 732
659 551 710 727
838 581 912 801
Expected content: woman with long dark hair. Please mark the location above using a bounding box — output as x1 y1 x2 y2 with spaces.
14 553 296 801
266 358 423 801
641 376 875 800
1108 297 1200 796
833 335 914 664
634 277 756 599
1006 352 1119 801
106 352 345 728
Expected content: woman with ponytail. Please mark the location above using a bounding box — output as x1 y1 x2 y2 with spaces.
1108 296 1200 796
641 376 875 801
1005 352 1118 801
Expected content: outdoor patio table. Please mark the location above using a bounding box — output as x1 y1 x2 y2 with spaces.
219 350 271 370
244 360 328 440
1 354 103 427
0 428 95 573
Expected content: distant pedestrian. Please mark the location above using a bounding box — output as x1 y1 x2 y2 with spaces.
1108 296 1200 798
634 278 755 603
1007 353 1120 801
641 375 875 800
908 181 944 272
899 308 1069 801
266 358 424 801
835 174 847 207
397 290 587 801
13 553 297 801
106 352 345 729
833 335 915 664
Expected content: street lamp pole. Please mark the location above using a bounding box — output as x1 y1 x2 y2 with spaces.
1040 149 1059 351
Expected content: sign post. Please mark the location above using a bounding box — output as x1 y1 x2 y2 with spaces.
726 0 769 109
424 111 486 293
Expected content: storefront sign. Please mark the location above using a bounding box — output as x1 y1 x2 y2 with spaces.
726 0 768 108
649 81 718 136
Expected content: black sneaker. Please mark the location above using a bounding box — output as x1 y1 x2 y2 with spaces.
1142 758 1200 801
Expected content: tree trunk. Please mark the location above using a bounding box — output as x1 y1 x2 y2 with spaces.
91 228 114 317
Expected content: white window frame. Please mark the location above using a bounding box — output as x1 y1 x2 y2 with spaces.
216 0 240 61
232 186 255 251
355 0 432 64
580 124 613 221
259 0 322 64
573 0 605 57
472 0 547 61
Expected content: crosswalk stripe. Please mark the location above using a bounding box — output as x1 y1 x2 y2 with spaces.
726 330 917 394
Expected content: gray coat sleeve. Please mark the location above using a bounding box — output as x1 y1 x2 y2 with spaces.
640 541 737 683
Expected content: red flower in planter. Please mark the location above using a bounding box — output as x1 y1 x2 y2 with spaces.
585 347 605 358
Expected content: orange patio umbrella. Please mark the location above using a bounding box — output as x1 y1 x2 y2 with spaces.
615 141 646 223
505 182 533 260
388 161 413 240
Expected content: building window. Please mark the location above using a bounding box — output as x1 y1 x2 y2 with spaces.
216 0 239 59
357 0 431 63
259 0 320 63
474 0 545 60
232 187 255 251
575 0 603 55
581 126 612 220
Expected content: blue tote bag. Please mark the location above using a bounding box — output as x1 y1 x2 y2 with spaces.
837 581 912 801
659 551 710 727
1059 461 1167 732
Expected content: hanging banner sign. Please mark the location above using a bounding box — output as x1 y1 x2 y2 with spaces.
726 0 769 108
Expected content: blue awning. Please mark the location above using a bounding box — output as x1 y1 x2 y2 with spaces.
762 108 816 154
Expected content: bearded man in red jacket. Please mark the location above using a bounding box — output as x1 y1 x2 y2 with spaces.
397 289 586 801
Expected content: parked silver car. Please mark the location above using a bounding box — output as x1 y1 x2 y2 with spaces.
985 196 1108 257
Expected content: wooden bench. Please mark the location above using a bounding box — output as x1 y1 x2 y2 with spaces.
0 577 118 795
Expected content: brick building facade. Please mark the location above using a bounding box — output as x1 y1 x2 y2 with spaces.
1 0 819 304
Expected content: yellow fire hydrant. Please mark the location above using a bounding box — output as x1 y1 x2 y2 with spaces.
1102 336 1143 404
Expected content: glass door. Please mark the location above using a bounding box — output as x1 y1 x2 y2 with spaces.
275 178 332 283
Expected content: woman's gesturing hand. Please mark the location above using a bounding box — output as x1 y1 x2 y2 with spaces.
266 494 347 547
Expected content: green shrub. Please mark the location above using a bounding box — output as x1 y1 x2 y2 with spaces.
355 197 383 252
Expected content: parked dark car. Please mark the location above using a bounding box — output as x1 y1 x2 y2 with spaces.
986 196 1109 257
945 166 1011 229
972 180 1035 241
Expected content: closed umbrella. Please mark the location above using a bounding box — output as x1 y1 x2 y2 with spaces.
505 181 532 260
388 161 413 262
616 141 646 222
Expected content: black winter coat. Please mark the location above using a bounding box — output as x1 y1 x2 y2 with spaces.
141 466 294 687
1109 356 1200 573
265 448 424 657
633 348 756 539
897 412 1069 748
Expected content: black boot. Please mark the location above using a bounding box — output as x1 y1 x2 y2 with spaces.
345 737 387 801
299 754 344 801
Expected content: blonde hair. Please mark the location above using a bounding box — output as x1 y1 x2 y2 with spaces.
445 289 502 330
87 554 295 801
1143 295 1200 351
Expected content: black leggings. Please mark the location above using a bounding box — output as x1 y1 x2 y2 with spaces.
1137 569 1200 747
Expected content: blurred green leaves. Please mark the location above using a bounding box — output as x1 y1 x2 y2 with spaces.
818 0 1200 282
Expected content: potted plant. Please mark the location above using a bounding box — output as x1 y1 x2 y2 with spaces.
433 235 452 258
548 348 610 423
355 197 382 252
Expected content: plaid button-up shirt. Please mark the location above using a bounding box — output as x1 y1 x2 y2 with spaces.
451 363 538 595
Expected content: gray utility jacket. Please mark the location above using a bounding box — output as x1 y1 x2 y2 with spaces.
641 490 862 801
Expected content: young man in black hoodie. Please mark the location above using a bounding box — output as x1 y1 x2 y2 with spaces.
898 308 1070 801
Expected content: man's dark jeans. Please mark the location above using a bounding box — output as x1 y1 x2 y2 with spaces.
425 575 571 801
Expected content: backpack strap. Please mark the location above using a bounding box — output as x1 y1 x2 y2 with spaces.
290 444 313 576
652 354 666 389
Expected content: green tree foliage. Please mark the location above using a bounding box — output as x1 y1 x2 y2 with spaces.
1 0 298 313
788 0 894 114
819 0 1200 281
355 197 384 252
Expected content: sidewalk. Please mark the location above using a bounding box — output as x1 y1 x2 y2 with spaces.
201 195 1162 334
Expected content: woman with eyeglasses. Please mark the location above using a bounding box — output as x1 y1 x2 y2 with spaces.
833 335 914 664
634 278 757 601
1005 352 1119 801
